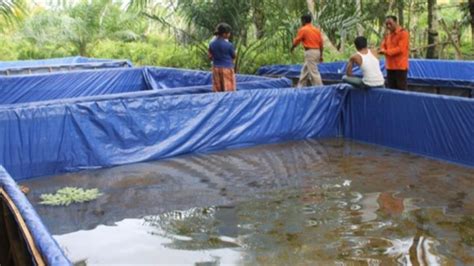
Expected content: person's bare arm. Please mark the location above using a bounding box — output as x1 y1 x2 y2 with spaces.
346 54 362 76
346 57 354 76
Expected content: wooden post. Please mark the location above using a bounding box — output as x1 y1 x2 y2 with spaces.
0 199 12 265
0 189 46 266
2 200 32 266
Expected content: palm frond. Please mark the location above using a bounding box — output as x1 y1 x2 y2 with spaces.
0 0 24 24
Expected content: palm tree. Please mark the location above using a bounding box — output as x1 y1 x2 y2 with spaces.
20 0 145 56
0 0 24 23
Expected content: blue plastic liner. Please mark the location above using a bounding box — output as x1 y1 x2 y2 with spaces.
1 81 474 263
144 67 269 89
0 68 150 105
0 85 348 180
0 67 279 105
0 61 132 76
0 56 132 70
257 59 474 88
407 59 474 88
2 83 473 180
257 61 346 81
0 166 71 265
344 89 474 166
0 77 292 109
148 77 292 96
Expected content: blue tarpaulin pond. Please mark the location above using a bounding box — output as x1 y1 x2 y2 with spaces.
0 66 290 105
257 59 474 96
0 57 132 76
0 60 473 264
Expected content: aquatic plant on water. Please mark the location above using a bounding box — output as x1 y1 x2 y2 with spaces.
39 187 103 206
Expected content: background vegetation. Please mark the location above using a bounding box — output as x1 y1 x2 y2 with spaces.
0 0 472 74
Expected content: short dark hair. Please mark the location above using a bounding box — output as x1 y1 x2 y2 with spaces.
301 14 312 24
215 23 232 36
354 36 367 50
386 15 397 22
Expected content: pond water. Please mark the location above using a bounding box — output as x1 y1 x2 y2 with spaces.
20 138 474 265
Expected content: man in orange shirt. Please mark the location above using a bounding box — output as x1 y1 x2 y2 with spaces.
379 15 410 90
291 14 324 87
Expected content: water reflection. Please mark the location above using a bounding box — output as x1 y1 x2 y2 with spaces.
21 138 474 264
144 207 240 250
136 182 462 265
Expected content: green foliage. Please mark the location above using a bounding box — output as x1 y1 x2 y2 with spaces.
315 0 365 49
67 0 147 55
17 0 146 56
460 43 474 60
176 0 252 40
19 10 75 48
39 187 103 206
0 34 19 60
90 38 209 69
146 0 301 72
0 0 25 25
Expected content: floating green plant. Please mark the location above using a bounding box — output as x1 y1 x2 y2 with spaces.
39 187 103 206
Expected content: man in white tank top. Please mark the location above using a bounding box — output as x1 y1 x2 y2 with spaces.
342 36 385 89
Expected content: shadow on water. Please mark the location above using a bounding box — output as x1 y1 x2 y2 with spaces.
20 138 474 265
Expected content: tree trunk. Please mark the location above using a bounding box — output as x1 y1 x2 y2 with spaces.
426 0 438 59
470 0 474 46
79 43 88 57
407 0 414 53
306 0 315 14
440 19 463 59
397 0 404 28
252 2 265 39
388 0 395 14
340 29 346 53
378 0 394 39
306 0 341 55
356 0 364 36
407 0 413 33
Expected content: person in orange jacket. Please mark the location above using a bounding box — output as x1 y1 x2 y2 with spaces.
379 15 410 90
290 14 324 88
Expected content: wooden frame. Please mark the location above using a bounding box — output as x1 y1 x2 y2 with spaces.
0 188 45 266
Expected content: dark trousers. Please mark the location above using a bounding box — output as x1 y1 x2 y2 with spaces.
386 70 408 90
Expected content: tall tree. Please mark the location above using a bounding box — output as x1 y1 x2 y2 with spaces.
426 0 438 59
356 0 364 36
396 0 404 28
251 0 265 39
